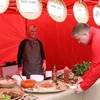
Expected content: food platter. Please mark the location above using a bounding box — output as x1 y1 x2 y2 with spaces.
22 80 68 93
0 90 24 100
0 77 16 88
22 87 65 93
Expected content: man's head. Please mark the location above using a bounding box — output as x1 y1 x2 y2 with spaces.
72 23 90 44
27 24 37 39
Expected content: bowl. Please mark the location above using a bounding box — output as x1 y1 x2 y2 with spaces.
30 75 44 82
0 78 16 88
21 79 36 88
12 75 27 85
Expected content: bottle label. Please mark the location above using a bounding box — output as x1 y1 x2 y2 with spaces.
52 73 57 82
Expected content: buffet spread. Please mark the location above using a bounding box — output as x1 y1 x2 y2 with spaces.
0 73 77 100
0 64 91 100
0 72 100 100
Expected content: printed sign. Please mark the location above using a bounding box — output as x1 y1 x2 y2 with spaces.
93 7 100 22
0 0 6 6
19 0 38 13
48 2 64 17
74 7 86 18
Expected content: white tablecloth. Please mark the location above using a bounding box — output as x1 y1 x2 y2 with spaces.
0 79 100 100
35 79 100 100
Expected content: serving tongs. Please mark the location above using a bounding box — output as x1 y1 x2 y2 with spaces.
6 75 14 80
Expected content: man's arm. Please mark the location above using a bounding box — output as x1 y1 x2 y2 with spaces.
80 63 100 90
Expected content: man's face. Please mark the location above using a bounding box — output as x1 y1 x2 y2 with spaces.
73 32 89 45
29 27 37 39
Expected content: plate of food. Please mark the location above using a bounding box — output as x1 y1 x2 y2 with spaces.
0 76 16 88
20 94 39 100
22 80 68 93
0 90 24 100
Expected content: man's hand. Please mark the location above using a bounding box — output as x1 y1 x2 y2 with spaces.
76 84 84 93
76 77 84 84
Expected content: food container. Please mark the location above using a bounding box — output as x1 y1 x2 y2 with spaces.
45 71 52 78
0 78 16 88
12 75 26 85
21 79 36 88
30 75 44 82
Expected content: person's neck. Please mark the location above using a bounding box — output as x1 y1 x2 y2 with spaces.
28 37 35 40
28 37 37 42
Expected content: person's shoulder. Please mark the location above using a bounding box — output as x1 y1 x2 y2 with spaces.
37 39 42 43
21 38 28 42
37 39 40 42
20 38 28 44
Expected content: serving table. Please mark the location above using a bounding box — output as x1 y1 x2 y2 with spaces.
0 79 100 100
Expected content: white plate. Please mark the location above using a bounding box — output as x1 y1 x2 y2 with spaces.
22 87 66 93
22 80 68 93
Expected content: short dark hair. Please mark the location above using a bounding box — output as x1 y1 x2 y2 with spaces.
72 23 90 35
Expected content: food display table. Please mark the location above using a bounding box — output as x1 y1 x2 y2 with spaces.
33 79 100 100
0 79 100 100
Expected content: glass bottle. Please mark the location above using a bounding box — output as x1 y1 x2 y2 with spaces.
52 65 57 83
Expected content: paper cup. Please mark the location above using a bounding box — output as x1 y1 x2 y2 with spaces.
12 75 26 85
45 71 52 78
